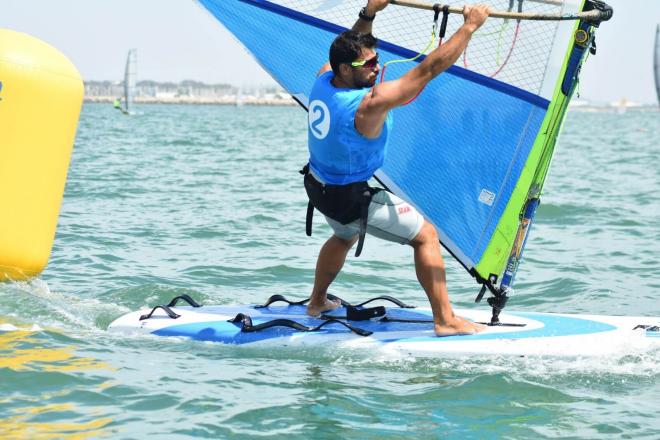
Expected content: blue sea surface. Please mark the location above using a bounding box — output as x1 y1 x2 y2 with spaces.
0 104 658 438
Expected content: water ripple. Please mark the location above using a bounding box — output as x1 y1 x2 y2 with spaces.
1 105 658 438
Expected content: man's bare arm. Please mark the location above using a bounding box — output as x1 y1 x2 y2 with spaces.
363 5 490 110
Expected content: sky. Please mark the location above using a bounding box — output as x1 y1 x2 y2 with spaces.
2 0 658 104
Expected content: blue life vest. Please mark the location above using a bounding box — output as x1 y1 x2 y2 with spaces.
307 71 392 185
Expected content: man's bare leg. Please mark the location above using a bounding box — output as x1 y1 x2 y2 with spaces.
307 235 358 316
411 221 485 336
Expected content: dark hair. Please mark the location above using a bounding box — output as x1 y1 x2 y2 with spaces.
329 30 378 75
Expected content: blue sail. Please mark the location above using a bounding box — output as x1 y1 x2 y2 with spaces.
198 0 597 294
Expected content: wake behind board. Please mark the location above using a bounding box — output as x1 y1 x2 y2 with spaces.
108 295 660 358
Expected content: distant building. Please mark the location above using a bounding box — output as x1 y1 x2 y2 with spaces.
84 80 295 105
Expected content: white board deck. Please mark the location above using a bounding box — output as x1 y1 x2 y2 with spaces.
108 302 660 358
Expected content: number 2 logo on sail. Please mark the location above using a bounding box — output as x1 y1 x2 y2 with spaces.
309 100 330 140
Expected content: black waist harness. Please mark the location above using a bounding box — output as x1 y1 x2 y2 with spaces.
300 164 380 257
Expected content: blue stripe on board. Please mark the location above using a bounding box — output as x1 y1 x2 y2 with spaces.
228 0 549 109
153 319 373 344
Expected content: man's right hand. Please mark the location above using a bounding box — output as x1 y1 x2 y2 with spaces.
463 4 491 33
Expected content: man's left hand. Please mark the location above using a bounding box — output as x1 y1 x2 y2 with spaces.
365 0 389 16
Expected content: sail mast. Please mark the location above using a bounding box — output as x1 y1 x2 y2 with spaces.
123 49 137 114
655 24 660 106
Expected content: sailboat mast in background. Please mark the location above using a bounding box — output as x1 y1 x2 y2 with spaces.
114 48 137 114
654 24 659 106
123 49 137 114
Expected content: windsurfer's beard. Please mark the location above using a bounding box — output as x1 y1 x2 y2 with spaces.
355 74 377 89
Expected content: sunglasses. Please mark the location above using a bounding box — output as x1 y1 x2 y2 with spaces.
351 53 379 69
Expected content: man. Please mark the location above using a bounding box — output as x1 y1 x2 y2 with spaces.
304 0 490 336
113 97 128 115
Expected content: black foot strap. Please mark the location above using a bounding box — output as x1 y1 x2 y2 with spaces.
347 305 385 321
140 305 180 321
353 295 414 309
323 305 386 322
254 294 308 308
326 293 350 307
228 313 372 337
255 294 411 310
633 324 659 332
167 294 202 308
254 293 349 309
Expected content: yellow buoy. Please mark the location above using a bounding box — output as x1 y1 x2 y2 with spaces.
0 29 83 280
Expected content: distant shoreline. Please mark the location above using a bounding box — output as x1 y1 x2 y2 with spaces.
85 96 298 106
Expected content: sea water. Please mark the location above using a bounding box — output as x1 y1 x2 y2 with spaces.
0 104 658 439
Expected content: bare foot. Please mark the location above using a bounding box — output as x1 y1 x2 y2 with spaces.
434 316 486 336
306 297 342 317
